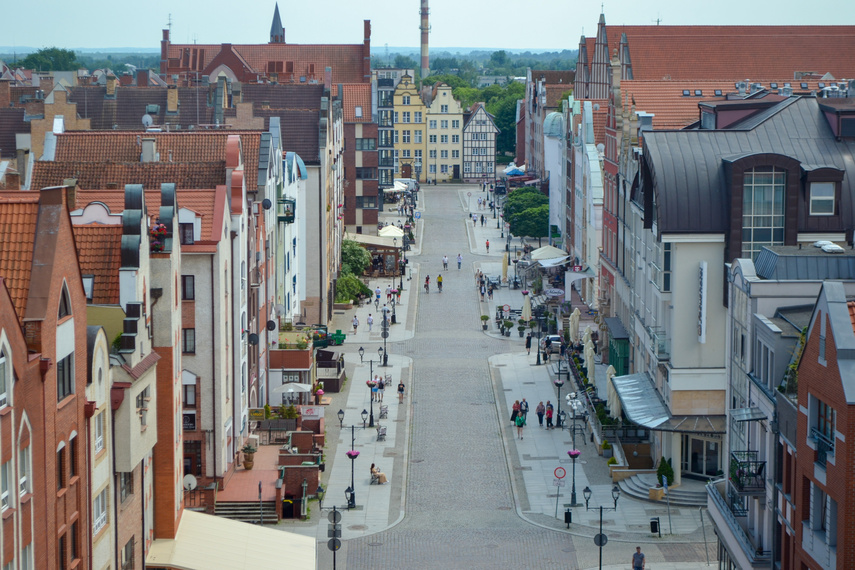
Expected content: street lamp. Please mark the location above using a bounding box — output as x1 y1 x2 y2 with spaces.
583 485 622 570
567 449 581 507
533 315 545 366
316 484 326 510
358 346 385 427
344 424 359 509
337 409 345 429
554 376 565 429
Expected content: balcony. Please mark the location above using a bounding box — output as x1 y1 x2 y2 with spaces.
729 451 766 495
707 479 772 569
647 326 670 360
811 427 834 468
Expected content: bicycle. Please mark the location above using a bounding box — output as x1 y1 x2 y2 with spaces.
424 281 430 294
437 280 443 293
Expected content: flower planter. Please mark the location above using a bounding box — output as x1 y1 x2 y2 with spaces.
482 324 488 330
243 452 255 470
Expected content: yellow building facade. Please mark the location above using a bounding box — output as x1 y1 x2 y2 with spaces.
425 83 464 182
392 73 427 182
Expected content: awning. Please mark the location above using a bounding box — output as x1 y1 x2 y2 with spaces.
603 317 629 340
730 407 767 422
146 510 316 569
564 267 596 286
271 382 313 394
531 245 569 260
612 373 726 435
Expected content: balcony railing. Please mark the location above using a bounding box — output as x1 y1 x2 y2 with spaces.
708 480 772 566
648 327 671 360
811 427 834 467
730 451 767 495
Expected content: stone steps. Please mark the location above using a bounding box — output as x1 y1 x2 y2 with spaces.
214 501 279 524
619 474 708 507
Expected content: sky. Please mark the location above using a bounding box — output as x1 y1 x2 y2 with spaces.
5 0 855 53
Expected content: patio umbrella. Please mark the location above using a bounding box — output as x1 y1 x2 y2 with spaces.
521 293 532 323
582 325 592 346
605 366 621 419
570 308 581 340
378 225 404 238
270 382 313 394
530 245 569 261
502 252 509 283
585 340 596 381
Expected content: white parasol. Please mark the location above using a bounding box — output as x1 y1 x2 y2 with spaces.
605 366 621 420
378 225 405 238
570 308 581 341
271 382 313 394
521 293 532 323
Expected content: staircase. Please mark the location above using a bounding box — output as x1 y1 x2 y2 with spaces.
619 473 708 507
214 501 279 524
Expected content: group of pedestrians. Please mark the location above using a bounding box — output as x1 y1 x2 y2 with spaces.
510 399 530 439
370 375 386 402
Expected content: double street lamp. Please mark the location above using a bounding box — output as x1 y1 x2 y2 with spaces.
583 485 622 570
358 347 384 428
337 409 369 509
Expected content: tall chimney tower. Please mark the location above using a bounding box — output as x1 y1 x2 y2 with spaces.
420 0 430 79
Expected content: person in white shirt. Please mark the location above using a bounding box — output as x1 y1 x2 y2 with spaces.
367 314 374 332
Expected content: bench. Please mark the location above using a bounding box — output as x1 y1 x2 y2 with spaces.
376 425 387 441
379 405 388 419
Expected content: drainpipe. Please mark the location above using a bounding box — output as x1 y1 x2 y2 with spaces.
213 251 220 480
111 406 119 570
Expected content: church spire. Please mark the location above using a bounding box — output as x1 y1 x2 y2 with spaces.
270 3 285 44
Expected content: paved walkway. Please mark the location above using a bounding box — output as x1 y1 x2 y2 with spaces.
276 184 716 569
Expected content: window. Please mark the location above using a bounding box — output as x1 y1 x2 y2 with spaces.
0 350 6 408
441 164 448 174
57 445 66 490
354 106 362 118
415 150 422 160
402 95 410 105
429 150 436 158
452 135 459 143
57 354 74 401
662 243 672 292
429 165 436 174
59 534 67 570
402 111 410 123
440 105 448 113
441 120 448 129
355 196 377 208
742 166 785 259
393 111 398 123
402 149 411 159
452 120 460 128
182 329 195 354
452 150 459 158
82 276 94 301
93 488 108 534
414 131 422 143
429 120 437 129
429 135 436 143
58 285 71 318
1 461 9 510
119 471 133 502
414 111 422 123
810 182 835 215
464 163 471 173
179 223 194 245
21 544 32 570
402 130 410 143
69 436 77 478
393 130 399 144
181 275 195 300
355 167 377 179
18 446 29 495
817 400 835 440
94 412 104 452
439 135 447 144
441 150 448 158
355 138 376 151
70 521 78 562
121 537 135 570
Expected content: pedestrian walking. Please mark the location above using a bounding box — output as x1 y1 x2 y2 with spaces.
398 380 405 402
510 400 520 424
372 375 381 402
477 196 482 209
480 214 485 226
545 401 554 429
472 214 477 226
487 286 493 300
520 398 529 419
378 377 385 401
367 314 374 332
442 255 448 270
396 288 402 302
515 411 526 439
375 286 382 303
632 547 645 570
480 284 486 301
386 284 392 301
536 401 545 427
485 239 490 252
457 253 462 269
352 315 359 333
525 333 532 355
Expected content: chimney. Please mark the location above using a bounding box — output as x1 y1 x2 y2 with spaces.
737 80 747 97
62 178 78 209
40 76 54 95
137 69 150 87
324 67 332 91
167 85 179 113
4 172 20 190
0 79 10 108
141 138 158 163
106 75 117 98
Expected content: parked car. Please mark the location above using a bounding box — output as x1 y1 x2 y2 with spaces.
539 334 564 350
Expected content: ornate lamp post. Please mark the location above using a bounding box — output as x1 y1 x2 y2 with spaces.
567 449 581 507
554 376 565 429
358 346 385 427
583 485 622 570
344 425 359 509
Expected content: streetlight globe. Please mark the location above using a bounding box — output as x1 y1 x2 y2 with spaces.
358 346 365 361
583 486 592 502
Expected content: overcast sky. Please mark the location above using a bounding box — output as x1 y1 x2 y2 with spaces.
5 0 855 52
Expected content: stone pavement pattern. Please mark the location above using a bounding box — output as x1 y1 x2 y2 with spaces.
315 185 715 569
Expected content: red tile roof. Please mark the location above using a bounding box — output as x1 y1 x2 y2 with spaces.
72 224 123 304
545 85 572 109
67 85 216 130
0 192 39 317
30 161 226 194
591 103 608 145
341 84 372 123
0 108 26 160
604 25 855 80
52 131 262 190
531 70 575 85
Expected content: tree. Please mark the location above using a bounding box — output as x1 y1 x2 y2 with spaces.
510 204 549 245
394 55 418 70
502 187 548 219
340 240 371 276
335 274 371 303
489 50 509 68
19 47 80 71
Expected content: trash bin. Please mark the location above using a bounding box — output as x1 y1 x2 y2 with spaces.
650 517 661 536
564 509 572 527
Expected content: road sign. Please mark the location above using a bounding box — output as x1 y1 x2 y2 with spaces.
553 480 566 487
328 510 341 524
554 467 566 479
467 192 472 197
415 212 421 219
328 524 341 538
381 331 389 339
328 538 342 551
503 304 511 313
661 475 669 493
594 533 608 547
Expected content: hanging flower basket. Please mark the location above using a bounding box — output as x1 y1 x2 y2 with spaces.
522 290 529 295
150 240 163 253
568 449 581 459
345 450 360 460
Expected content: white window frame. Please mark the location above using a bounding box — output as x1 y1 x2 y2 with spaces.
0 350 7 408
1 461 9 510
809 182 835 216
19 445 29 495
93 487 108 535
94 412 104 453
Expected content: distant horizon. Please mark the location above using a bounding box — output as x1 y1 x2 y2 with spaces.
0 46 575 56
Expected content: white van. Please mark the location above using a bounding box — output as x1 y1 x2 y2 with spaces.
394 178 420 192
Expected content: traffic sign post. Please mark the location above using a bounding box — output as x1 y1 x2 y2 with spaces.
553 466 567 518
327 506 342 569
662 475 673 535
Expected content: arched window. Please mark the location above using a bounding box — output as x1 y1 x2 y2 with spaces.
58 285 72 319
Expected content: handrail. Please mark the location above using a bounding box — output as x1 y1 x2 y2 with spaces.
707 481 771 562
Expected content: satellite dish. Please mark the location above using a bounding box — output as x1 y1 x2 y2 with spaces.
248 333 259 346
262 199 272 210
275 304 286 316
142 114 154 128
267 320 277 331
182 474 198 491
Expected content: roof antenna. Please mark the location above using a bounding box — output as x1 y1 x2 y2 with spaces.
167 13 172 34
652 14 663 25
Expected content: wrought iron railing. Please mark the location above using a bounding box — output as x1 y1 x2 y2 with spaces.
729 450 767 495
811 427 834 467
708 480 772 562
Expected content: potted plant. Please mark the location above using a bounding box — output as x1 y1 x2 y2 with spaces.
503 320 514 337
517 325 526 337
480 315 490 330
601 439 613 458
242 443 258 470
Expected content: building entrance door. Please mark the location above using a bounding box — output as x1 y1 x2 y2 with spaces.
453 164 460 179
401 164 412 179
681 434 721 477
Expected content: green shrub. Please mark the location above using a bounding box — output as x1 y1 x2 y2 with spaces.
657 456 675 486
601 439 612 450
264 404 272 419
607 456 618 465
335 273 371 303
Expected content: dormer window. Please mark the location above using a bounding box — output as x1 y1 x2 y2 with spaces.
58 285 72 318
82 276 94 302
810 182 835 215
179 223 194 245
